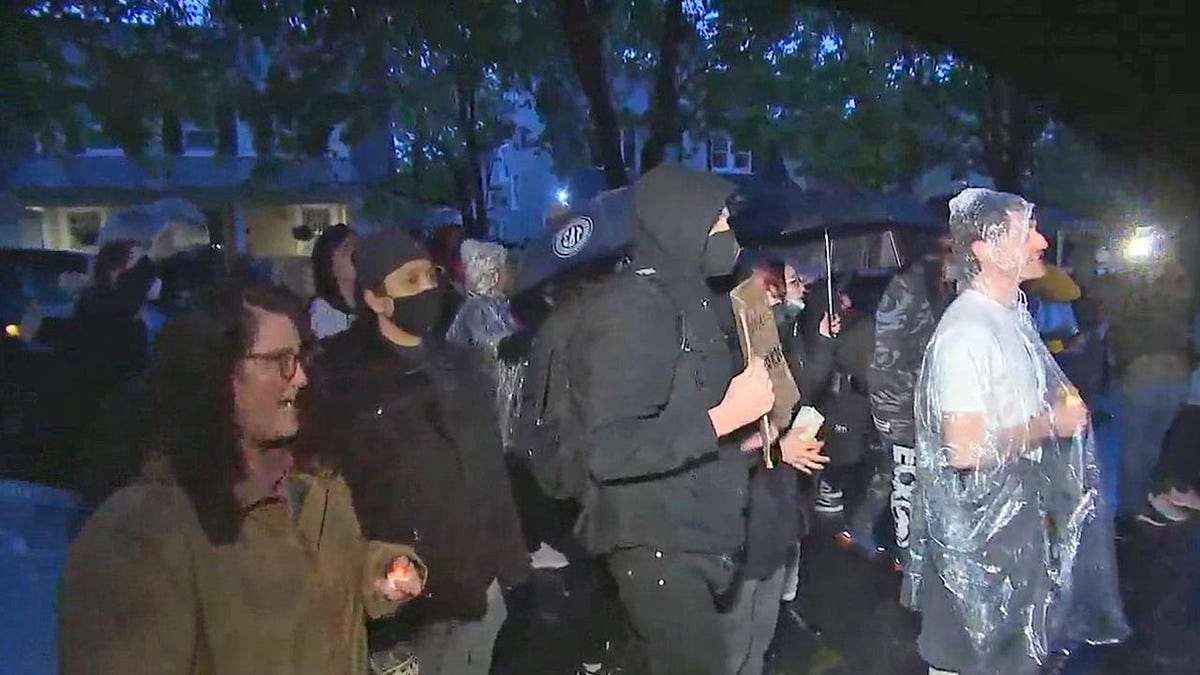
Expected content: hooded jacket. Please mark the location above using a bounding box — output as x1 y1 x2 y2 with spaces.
562 163 750 558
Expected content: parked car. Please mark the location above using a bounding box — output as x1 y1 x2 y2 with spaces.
1 249 90 485
0 248 90 349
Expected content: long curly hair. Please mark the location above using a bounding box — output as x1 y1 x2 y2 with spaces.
146 282 307 544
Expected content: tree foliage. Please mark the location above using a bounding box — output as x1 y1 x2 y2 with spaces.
2 0 1116 230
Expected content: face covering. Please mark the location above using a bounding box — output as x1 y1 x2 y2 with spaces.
387 285 443 338
700 230 741 278
778 298 805 322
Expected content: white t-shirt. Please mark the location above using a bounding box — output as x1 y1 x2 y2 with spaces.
926 289 1047 434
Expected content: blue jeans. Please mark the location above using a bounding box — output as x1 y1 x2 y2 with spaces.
1119 362 1189 514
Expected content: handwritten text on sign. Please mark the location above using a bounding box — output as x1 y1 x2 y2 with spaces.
730 275 801 467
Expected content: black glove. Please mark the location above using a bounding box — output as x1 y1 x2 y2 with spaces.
497 331 533 364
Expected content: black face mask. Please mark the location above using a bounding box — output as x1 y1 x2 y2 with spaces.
700 230 741 278
386 285 444 338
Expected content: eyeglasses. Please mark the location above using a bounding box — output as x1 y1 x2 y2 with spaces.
245 345 312 381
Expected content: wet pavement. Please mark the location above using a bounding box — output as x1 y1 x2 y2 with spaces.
493 509 1200 675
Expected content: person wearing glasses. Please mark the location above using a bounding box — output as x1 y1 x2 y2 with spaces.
307 229 530 675
59 283 426 674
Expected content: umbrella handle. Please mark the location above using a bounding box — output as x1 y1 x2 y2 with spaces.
824 229 836 325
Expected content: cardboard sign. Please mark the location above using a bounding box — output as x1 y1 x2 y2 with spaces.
730 276 802 467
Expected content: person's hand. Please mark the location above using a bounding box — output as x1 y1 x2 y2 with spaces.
739 425 781 454
778 431 829 474
1052 389 1089 437
819 313 841 339
711 358 775 436
375 556 424 603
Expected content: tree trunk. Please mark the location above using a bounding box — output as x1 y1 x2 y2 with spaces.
640 0 686 173
454 67 479 235
979 75 1045 194
216 102 238 155
467 89 489 238
300 122 333 157
558 0 627 188
162 110 183 155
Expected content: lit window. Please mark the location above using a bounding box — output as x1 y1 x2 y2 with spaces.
300 207 333 234
67 210 103 250
710 134 752 173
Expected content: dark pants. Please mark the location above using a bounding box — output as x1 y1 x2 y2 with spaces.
1119 360 1189 514
1158 404 1200 490
504 451 581 555
607 547 735 675
916 505 1046 675
847 436 894 540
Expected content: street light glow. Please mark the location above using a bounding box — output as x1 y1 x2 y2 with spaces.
1123 225 1159 262
556 189 569 206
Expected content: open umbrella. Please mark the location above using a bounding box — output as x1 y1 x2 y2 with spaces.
731 173 944 319
731 177 940 242
98 198 209 251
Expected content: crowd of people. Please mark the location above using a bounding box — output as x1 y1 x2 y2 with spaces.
50 163 1200 675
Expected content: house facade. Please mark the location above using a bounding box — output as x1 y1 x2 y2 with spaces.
1 113 381 258
480 78 819 244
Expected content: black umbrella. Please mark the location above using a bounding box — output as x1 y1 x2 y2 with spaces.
514 187 635 294
731 178 940 242
730 173 942 320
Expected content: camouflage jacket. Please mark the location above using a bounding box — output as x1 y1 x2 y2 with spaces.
867 256 954 447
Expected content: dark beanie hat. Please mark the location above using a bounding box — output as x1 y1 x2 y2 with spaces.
353 228 429 290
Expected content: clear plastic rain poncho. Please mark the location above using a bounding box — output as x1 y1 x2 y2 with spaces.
445 239 525 447
907 189 1128 674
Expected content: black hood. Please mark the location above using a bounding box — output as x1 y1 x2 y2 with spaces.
631 163 736 278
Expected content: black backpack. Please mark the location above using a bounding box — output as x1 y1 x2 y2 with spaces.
520 274 686 501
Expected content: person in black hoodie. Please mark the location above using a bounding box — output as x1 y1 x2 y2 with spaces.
551 164 820 675
306 228 529 675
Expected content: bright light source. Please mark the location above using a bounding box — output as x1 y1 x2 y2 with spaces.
556 189 569 206
4 324 19 338
1123 225 1159 262
1124 235 1153 261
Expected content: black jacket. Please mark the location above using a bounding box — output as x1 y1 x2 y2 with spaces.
558 164 749 558
309 322 530 623
740 307 836 579
868 256 954 447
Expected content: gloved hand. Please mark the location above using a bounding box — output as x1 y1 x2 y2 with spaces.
497 331 533 364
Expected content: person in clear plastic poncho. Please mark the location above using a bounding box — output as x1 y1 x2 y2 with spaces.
909 188 1128 675
445 239 525 447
